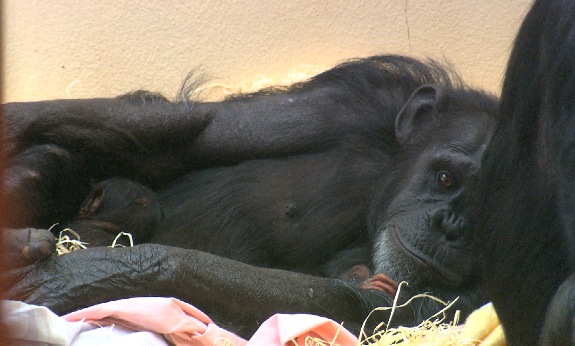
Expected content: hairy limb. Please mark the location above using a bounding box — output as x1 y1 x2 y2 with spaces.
4 85 384 184
3 244 404 337
3 99 209 185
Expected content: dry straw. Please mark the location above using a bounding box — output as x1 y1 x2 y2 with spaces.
56 227 134 254
55 228 88 255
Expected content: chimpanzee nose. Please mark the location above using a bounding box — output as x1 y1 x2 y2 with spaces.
427 207 466 240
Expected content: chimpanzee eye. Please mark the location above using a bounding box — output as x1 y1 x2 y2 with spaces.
437 170 455 189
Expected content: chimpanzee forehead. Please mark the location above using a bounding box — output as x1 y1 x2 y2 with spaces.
416 112 495 156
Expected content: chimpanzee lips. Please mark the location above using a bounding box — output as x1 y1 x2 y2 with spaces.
390 226 465 286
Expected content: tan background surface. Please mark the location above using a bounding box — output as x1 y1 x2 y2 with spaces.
3 0 533 103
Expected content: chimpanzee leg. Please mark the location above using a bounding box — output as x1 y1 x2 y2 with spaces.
3 144 91 228
3 98 212 188
3 94 344 183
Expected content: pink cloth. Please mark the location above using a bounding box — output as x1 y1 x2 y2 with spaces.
247 314 358 346
64 297 245 346
63 297 359 346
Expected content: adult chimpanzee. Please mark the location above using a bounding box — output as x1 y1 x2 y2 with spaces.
472 0 575 345
3 55 496 337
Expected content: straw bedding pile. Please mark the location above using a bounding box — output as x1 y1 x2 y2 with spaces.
357 299 504 346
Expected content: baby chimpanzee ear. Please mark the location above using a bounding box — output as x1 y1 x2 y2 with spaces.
78 187 105 217
395 84 444 145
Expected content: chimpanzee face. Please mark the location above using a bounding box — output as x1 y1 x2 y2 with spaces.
372 109 494 291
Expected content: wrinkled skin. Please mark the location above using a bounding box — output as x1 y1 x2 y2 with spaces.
3 55 496 337
3 228 55 269
472 0 575 345
3 243 392 335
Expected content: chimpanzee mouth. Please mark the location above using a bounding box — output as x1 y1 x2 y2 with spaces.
390 226 464 286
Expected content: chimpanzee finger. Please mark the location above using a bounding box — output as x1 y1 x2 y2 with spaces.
3 228 56 268
25 228 57 261
360 273 398 297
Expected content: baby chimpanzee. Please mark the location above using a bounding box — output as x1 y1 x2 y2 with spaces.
63 178 163 247
324 247 398 296
74 178 397 295
3 178 160 268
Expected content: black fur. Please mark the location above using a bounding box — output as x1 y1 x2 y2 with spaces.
473 1 575 345
4 55 497 337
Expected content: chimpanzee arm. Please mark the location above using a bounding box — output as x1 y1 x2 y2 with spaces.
188 88 371 166
3 98 206 159
4 244 403 337
3 88 374 226
4 86 367 177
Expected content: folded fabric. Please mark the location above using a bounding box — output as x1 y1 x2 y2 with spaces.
460 302 506 346
4 300 84 345
3 300 169 346
63 297 247 346
63 297 358 346
4 297 506 346
247 313 358 346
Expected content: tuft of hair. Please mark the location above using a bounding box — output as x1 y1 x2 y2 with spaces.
116 90 170 105
175 68 215 103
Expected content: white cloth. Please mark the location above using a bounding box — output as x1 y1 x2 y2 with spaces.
3 300 169 346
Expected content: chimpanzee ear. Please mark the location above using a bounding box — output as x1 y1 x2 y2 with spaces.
395 85 443 145
78 187 105 217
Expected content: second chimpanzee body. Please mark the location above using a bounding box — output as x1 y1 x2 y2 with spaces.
4 55 497 337
471 0 575 345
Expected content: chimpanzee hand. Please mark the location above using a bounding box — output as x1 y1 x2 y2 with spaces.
360 273 398 297
3 228 56 269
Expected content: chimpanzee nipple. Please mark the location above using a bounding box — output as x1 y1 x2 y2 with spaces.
284 203 300 217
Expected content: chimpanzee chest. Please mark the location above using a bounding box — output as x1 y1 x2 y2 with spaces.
152 148 388 272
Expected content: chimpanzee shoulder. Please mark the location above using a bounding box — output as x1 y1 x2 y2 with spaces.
224 55 497 147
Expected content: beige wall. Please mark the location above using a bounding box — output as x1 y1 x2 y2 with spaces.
3 0 533 103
